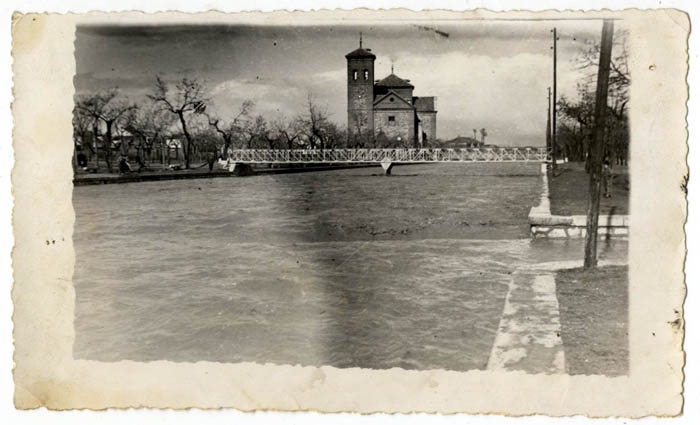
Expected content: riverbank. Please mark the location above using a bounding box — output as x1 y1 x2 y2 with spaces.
555 265 628 376
549 162 629 216
73 163 380 186
529 162 629 239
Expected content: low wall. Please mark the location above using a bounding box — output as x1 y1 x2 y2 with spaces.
528 163 629 239
73 163 380 186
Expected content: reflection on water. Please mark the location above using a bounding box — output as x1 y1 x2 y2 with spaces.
72 163 627 370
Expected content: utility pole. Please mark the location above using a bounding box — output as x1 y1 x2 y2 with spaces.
546 87 552 154
551 27 558 171
584 19 615 269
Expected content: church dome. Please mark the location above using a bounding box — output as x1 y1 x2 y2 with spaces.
345 47 376 59
375 73 414 88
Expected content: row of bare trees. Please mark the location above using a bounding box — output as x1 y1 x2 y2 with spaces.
555 30 630 166
73 76 349 172
74 90 137 173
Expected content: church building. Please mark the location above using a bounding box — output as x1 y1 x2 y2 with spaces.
346 38 437 147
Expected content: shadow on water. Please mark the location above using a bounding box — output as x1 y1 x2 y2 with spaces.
269 167 411 369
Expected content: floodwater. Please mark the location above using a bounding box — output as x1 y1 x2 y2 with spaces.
72 162 627 371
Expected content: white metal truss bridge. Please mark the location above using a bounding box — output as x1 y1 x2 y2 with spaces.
229 147 549 165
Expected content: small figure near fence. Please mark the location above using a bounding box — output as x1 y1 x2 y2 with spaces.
77 151 88 169
118 156 132 174
206 151 217 172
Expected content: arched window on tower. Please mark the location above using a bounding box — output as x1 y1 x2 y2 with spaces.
353 70 358 81
363 69 369 80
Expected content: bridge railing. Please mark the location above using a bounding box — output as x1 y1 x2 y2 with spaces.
228 148 549 163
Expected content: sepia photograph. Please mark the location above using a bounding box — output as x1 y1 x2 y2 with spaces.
69 17 631 374
9 7 689 415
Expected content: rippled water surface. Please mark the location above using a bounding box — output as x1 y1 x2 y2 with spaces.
72 163 626 371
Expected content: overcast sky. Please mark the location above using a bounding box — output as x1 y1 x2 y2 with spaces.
75 20 607 146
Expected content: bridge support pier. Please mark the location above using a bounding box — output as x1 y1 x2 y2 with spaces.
231 163 255 176
380 159 394 176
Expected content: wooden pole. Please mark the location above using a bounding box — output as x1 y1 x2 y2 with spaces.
552 28 558 171
546 87 552 154
584 19 615 269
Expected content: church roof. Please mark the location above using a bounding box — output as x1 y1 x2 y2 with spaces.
345 47 377 59
414 96 436 112
373 90 414 108
375 73 414 88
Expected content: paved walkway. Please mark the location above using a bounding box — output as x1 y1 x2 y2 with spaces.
486 256 627 374
487 272 566 374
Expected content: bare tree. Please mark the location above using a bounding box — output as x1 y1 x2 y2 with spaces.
72 107 97 169
556 86 595 162
239 115 268 149
575 29 630 106
299 93 333 149
208 100 254 156
75 89 135 173
273 116 303 149
253 116 282 149
148 76 208 169
125 104 175 168
349 111 372 147
559 29 630 167
321 121 346 149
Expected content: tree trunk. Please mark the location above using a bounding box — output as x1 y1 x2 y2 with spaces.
91 124 101 170
223 135 232 158
178 111 192 169
104 121 114 173
103 146 112 173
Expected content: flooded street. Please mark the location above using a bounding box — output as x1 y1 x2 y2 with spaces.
72 162 627 371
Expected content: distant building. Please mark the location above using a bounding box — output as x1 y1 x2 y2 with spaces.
440 136 484 149
346 38 437 147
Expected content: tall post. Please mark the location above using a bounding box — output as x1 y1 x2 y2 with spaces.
584 19 615 269
546 87 552 154
551 27 558 171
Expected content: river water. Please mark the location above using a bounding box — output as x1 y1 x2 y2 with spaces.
72 163 627 371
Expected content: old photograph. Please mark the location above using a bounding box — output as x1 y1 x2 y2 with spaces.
10 9 688 415
71 17 629 375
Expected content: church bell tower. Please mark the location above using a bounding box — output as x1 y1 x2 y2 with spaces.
346 34 376 143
